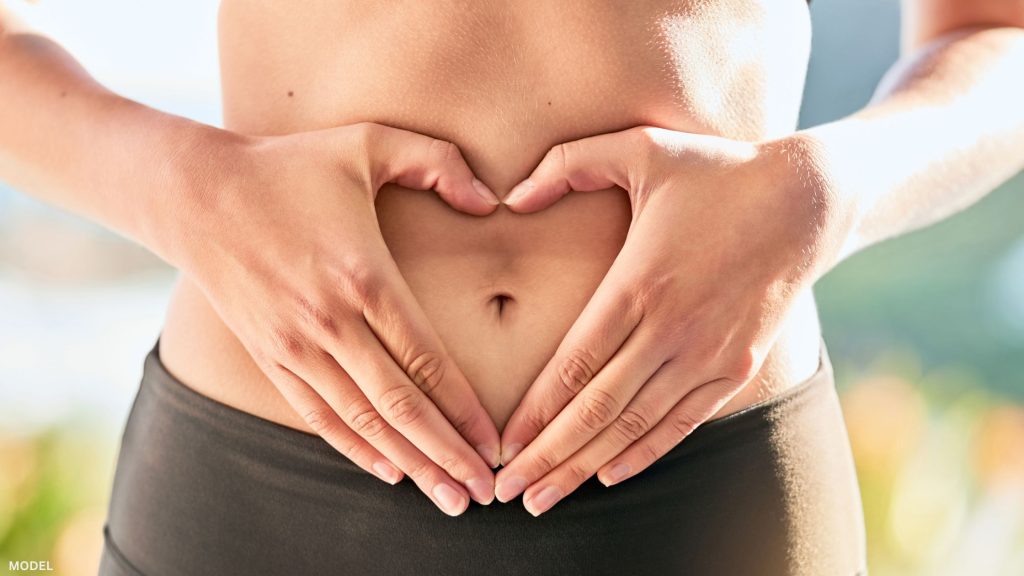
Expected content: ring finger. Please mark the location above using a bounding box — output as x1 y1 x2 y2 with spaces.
520 359 689 516
286 349 489 514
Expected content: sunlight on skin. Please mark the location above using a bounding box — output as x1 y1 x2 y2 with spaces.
3 4 1024 567
495 22 1024 517
655 0 810 140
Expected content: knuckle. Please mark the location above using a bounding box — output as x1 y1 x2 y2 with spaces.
302 406 337 436
406 350 448 396
339 122 377 177
442 407 473 438
564 461 591 486
556 350 597 397
295 296 338 337
634 273 673 311
640 441 661 465
576 388 620 432
532 449 561 474
336 436 366 462
552 140 581 176
668 406 701 439
725 346 759 383
553 141 572 169
346 403 389 440
613 406 653 442
429 137 460 164
379 386 428 428
351 121 378 149
269 328 307 360
635 126 661 148
406 459 434 482
635 127 670 165
548 142 567 167
633 128 658 165
435 453 462 475
518 408 549 439
337 258 382 308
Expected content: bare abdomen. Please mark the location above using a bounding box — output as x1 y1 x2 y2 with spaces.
159 0 820 433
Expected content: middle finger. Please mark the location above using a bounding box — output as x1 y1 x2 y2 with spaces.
288 349 487 512
328 320 496 494
520 359 687 515
495 325 666 502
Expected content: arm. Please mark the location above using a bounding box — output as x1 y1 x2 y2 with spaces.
0 8 503 515
494 0 1024 515
0 5 235 263
790 0 1024 271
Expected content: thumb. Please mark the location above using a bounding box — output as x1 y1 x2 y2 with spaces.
363 123 500 216
503 128 643 213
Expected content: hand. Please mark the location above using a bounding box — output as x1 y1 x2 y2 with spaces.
167 122 502 516
494 127 850 515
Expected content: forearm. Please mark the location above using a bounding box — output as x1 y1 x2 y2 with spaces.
783 25 1024 272
0 22 239 265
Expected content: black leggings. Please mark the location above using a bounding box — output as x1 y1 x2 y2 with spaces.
99 337 867 576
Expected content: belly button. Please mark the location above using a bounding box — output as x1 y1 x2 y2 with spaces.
489 293 514 318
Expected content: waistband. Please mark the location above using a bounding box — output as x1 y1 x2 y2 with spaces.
137 335 835 474
103 334 865 576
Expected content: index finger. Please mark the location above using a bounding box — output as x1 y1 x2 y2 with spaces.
357 262 502 468
495 325 665 504
502 128 641 213
499 270 644 465
365 123 500 215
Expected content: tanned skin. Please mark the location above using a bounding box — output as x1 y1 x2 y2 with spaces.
1 1 1022 517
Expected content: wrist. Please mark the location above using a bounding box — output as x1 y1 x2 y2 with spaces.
137 118 255 270
754 130 864 282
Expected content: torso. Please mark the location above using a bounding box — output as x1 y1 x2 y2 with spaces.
159 0 820 434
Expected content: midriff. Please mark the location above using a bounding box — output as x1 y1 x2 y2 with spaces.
159 0 819 433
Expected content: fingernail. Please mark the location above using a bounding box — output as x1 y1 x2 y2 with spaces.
372 461 402 485
600 463 631 487
503 179 534 206
476 444 500 469
466 477 495 506
501 443 523 466
472 178 500 205
525 486 564 517
494 475 528 503
433 483 468 517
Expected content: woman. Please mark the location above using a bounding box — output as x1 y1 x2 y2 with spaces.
2 0 1023 574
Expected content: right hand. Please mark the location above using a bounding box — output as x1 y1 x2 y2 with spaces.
164 122 501 515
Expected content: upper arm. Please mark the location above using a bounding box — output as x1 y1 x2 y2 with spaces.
903 0 1024 52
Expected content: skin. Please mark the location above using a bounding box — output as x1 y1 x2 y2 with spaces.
168 0 818 515
0 7 506 515
495 4 1024 514
1 0 1023 524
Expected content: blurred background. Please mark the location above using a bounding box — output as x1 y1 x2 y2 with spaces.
1 0 1022 574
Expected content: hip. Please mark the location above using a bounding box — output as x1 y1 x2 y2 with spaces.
101 331 865 576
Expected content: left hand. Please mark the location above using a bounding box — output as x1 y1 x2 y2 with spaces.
494 126 853 515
